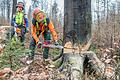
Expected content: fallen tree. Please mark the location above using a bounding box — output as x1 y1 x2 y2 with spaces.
63 51 116 80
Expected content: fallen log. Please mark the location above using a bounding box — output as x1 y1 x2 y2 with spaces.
63 51 115 80
64 53 85 80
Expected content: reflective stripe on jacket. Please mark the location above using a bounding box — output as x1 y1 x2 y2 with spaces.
15 12 24 25
11 12 29 28
31 18 58 44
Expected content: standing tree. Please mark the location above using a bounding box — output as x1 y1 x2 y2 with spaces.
52 1 58 29
0 1 4 24
6 0 11 22
31 0 40 9
64 0 91 45
11 0 17 19
31 0 49 13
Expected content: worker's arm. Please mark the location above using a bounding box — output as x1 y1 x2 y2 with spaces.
11 15 16 27
24 16 29 32
47 18 58 41
24 16 29 28
11 17 17 27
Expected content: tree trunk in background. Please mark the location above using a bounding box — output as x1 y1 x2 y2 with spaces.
3 1 5 24
52 1 58 29
97 0 100 47
1 2 4 24
11 0 17 19
64 0 91 45
64 51 106 80
7 0 11 22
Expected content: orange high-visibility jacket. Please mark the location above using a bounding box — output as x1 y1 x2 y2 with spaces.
31 18 58 44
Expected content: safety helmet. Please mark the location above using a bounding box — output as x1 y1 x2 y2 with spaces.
33 7 46 22
16 2 24 10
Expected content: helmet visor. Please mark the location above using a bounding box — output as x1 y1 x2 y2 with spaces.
36 12 46 22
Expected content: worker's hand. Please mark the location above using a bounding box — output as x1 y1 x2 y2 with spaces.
26 28 29 33
37 41 42 48
14 23 17 27
54 40 59 46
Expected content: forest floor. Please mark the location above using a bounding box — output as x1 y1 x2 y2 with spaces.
0 26 120 80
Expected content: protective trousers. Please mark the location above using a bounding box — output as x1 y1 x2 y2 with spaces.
11 26 26 46
29 30 51 59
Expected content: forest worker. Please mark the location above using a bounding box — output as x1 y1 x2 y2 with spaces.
11 2 29 46
28 7 59 60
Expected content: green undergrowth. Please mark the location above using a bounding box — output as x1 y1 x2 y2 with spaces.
89 44 100 53
0 39 30 71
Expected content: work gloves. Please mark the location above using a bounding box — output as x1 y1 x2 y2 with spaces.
26 27 29 33
37 41 42 48
14 23 17 27
54 40 59 46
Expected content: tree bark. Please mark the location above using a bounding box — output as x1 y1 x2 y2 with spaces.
64 0 91 45
11 0 17 19
63 51 115 80
7 0 11 22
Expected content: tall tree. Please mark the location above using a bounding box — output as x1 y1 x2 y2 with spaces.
31 0 49 13
52 1 58 28
64 0 91 45
32 0 40 9
6 0 11 21
12 0 17 19
0 0 6 24
0 1 4 24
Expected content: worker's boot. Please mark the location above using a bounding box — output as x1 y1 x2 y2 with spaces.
42 30 51 65
21 28 26 46
42 47 50 66
26 48 35 64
